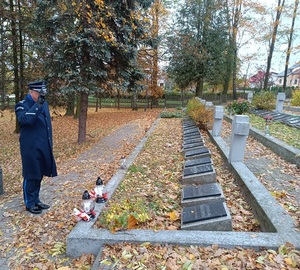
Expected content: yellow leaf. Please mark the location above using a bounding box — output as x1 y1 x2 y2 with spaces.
189 253 195 260
127 215 138 229
284 257 294 266
169 211 178 221
25 248 33 253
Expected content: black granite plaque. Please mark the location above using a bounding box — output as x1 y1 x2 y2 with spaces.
182 184 221 200
184 133 202 140
183 142 204 150
183 164 213 176
182 121 196 127
186 147 209 157
182 201 227 224
184 157 212 167
272 115 288 120
184 130 200 136
183 125 196 129
184 138 203 145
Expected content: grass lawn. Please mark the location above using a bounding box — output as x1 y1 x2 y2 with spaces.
248 114 300 149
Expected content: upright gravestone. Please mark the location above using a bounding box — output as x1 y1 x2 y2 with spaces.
228 115 250 163
247 92 253 103
275 92 286 112
212 106 224 137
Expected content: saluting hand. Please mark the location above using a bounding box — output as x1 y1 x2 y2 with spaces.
38 95 45 105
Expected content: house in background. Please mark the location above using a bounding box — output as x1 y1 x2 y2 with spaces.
276 63 300 88
249 70 278 89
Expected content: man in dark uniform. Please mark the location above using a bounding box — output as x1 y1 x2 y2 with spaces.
15 80 57 214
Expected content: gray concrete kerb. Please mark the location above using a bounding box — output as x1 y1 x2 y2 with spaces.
66 115 300 262
224 114 300 167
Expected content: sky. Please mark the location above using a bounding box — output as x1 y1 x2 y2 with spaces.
166 0 300 77
239 0 300 76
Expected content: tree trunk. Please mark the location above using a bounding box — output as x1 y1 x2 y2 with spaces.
74 93 80 119
132 91 138 110
77 92 88 144
232 0 242 100
10 0 20 133
195 77 203 97
263 0 285 90
18 0 24 102
283 0 298 92
65 92 75 116
0 1 6 110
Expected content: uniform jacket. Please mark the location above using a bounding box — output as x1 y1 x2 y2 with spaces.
15 94 57 179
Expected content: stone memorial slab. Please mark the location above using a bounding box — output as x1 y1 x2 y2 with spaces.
183 142 204 151
182 164 216 184
183 120 195 126
183 133 202 141
184 130 200 136
183 125 198 131
183 138 203 145
183 128 200 135
185 147 211 160
181 183 225 207
184 157 212 168
181 202 232 231
183 125 196 129
182 201 226 224
184 164 213 176
272 114 288 121
183 183 221 199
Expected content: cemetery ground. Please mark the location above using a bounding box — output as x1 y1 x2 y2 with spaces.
0 107 299 269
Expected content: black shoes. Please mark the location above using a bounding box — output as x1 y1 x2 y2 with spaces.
26 202 50 214
36 202 50 210
26 206 42 214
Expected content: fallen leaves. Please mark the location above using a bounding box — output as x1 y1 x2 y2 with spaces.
0 108 161 269
100 242 300 269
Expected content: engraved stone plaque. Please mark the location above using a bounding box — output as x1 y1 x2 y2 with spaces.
182 183 221 200
183 164 213 176
183 142 204 150
182 201 227 224
184 157 211 167
185 147 209 157
184 138 203 145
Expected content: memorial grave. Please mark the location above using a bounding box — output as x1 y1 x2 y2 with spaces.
181 183 225 207
181 118 231 231
181 201 232 231
65 109 300 265
254 109 300 129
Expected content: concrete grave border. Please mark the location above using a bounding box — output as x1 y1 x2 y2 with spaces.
66 116 300 263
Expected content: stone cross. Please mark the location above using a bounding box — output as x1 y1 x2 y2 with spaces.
247 92 253 103
228 115 250 163
212 106 224 137
275 92 286 112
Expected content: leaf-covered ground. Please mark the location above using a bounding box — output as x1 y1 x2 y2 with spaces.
0 108 299 269
0 108 161 269
97 116 299 269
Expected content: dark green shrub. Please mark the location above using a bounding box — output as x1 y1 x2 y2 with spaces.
226 98 250 115
252 91 276 110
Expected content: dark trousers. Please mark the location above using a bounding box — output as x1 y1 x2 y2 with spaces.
23 178 42 208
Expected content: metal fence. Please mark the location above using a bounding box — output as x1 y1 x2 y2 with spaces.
1 92 248 110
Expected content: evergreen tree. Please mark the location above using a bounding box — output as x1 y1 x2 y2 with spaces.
167 0 231 97
31 0 153 143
